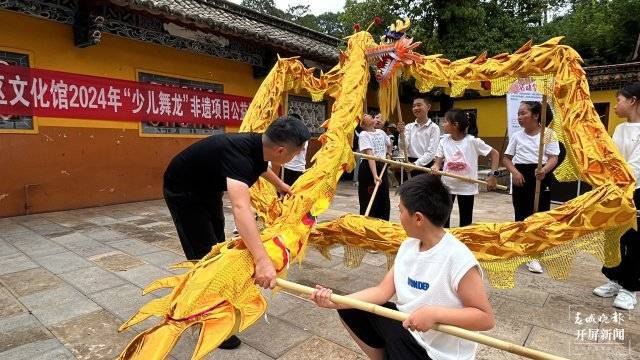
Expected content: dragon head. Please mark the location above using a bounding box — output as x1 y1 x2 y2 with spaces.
365 18 422 86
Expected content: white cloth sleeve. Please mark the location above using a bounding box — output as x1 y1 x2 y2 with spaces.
473 137 493 157
450 252 482 292
415 124 441 166
359 132 373 152
545 140 561 156
504 136 517 156
435 137 444 158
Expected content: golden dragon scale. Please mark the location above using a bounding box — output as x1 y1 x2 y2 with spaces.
309 37 637 288
118 30 637 359
117 32 375 360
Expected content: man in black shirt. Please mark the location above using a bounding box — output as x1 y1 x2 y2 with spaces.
163 116 310 348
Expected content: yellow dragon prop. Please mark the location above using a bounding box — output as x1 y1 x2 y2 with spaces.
117 21 636 359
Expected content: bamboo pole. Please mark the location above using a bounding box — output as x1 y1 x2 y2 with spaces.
396 97 411 180
276 278 569 360
533 94 548 212
354 152 508 191
364 163 388 216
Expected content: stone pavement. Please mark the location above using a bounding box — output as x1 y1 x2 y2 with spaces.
0 181 638 360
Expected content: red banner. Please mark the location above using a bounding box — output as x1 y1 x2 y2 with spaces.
0 65 252 126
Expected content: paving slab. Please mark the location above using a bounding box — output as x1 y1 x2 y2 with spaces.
34 251 94 274
0 240 19 256
280 299 366 354
237 317 312 358
106 238 163 256
49 310 134 360
89 251 145 271
169 329 272 360
0 267 65 297
18 285 101 326
0 253 39 275
138 250 185 269
11 238 68 259
277 336 365 360
0 314 53 353
115 264 173 288
0 338 75 360
89 284 149 321
152 238 185 254
58 266 126 295
79 227 128 242
262 290 308 317
0 286 24 319
50 232 114 258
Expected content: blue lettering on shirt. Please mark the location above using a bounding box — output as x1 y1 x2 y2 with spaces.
407 277 430 291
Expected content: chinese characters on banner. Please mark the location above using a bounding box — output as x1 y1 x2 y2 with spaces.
0 64 251 126
505 79 542 139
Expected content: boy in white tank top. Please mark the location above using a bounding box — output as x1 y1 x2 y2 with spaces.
310 175 495 360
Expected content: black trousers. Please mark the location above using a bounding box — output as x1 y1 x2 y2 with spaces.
338 303 432 360
445 194 475 228
283 168 303 186
511 163 552 221
407 157 434 178
602 188 640 291
163 186 225 260
358 161 390 221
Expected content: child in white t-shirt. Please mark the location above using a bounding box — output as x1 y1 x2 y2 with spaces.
502 101 560 274
432 109 499 228
358 113 392 220
311 175 495 360
593 82 640 310
283 141 308 186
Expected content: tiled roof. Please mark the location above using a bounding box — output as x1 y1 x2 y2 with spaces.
110 0 341 63
585 62 640 90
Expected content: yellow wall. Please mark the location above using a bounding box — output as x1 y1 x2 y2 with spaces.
454 90 621 138
590 90 624 134
0 10 264 216
453 97 507 138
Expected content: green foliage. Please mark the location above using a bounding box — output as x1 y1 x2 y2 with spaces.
241 0 639 65
541 0 640 65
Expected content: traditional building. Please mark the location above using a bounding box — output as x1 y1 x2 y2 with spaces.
0 0 340 217
2 1 638 217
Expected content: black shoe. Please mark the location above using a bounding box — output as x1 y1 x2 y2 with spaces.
218 335 241 350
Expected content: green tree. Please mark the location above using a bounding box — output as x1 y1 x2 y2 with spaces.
241 0 285 17
541 0 640 65
316 12 348 38
340 0 408 41
243 0 639 65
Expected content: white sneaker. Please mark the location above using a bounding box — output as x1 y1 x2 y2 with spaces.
526 260 544 274
593 280 622 298
232 228 239 236
613 288 637 310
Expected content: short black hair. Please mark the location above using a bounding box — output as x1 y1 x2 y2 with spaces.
619 82 640 101
398 174 452 227
265 115 310 147
444 109 469 134
466 111 478 137
413 96 431 105
521 101 553 124
289 113 303 121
